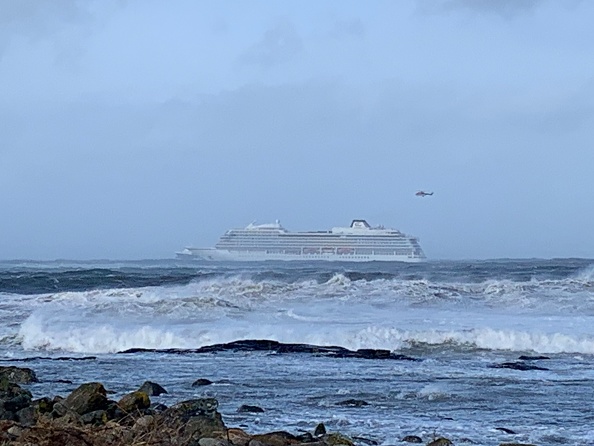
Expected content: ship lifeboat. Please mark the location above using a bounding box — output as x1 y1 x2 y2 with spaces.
303 248 320 254
321 247 335 254
337 248 354 255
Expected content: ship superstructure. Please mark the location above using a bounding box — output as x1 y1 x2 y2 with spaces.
176 219 426 262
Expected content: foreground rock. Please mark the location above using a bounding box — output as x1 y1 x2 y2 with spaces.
0 367 38 384
1 370 359 446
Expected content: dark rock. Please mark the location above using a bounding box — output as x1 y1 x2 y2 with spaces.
427 438 452 446
0 408 16 421
106 401 125 420
518 355 550 360
80 409 108 425
16 405 36 426
322 432 355 446
138 380 168 396
314 422 326 437
32 397 54 415
495 427 517 434
162 399 226 443
118 390 151 413
0 381 33 413
167 398 220 419
118 339 420 361
149 402 169 414
489 362 549 371
61 382 109 415
51 401 69 418
335 399 369 407
401 435 423 443
55 379 74 384
0 366 39 384
297 432 314 443
193 378 214 387
2 356 96 362
238 404 265 413
251 431 300 446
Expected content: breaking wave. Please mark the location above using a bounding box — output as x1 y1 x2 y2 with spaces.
3 259 594 355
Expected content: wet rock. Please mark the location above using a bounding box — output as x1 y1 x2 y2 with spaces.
322 432 355 446
61 382 109 415
518 355 550 360
427 438 453 446
297 432 315 443
251 431 300 446
0 366 39 384
401 435 423 443
193 378 214 387
119 340 420 361
335 399 369 407
489 362 549 371
314 422 327 437
495 427 517 434
238 404 265 413
118 390 151 413
138 380 168 396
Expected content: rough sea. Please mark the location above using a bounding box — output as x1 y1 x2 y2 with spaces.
1 259 594 445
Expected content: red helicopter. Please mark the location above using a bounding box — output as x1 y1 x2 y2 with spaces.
415 191 434 197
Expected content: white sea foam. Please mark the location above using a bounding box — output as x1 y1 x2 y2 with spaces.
6 269 594 354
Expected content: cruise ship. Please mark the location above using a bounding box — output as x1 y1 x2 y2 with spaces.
176 219 426 262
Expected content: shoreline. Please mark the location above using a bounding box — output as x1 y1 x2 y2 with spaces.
2 365 535 446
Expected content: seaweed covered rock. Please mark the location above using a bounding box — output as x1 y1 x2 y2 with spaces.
117 390 150 414
0 367 38 384
59 382 109 416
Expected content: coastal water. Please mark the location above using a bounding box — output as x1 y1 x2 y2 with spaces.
2 259 594 445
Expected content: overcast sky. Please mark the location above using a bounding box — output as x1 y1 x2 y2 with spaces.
1 0 593 260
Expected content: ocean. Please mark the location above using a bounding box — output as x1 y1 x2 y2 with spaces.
1 258 594 445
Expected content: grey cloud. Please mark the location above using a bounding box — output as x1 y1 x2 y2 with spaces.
238 20 302 67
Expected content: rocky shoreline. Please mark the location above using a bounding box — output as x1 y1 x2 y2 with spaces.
1 365 535 446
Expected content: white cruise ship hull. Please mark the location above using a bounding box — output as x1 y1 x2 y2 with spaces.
176 219 426 263
177 248 425 263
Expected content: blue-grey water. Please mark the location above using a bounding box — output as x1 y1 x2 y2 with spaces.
1 259 594 445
